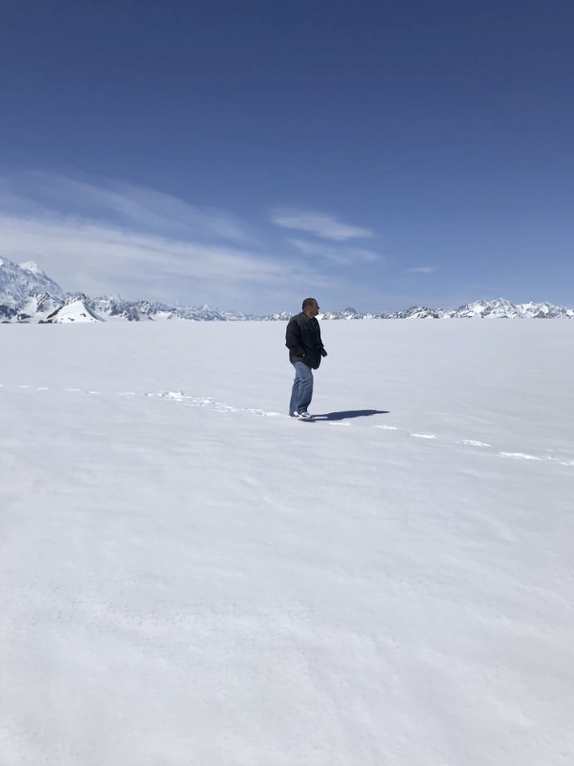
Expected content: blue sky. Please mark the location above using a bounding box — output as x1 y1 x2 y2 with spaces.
1 0 572 312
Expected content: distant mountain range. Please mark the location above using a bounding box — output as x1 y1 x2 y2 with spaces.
1 256 573 322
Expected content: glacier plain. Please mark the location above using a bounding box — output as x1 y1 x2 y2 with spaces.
1 319 573 766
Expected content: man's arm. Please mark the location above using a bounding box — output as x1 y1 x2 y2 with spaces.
317 323 328 357
285 317 305 358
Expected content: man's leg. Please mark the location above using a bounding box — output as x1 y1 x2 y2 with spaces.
289 361 313 415
289 365 301 416
297 363 314 413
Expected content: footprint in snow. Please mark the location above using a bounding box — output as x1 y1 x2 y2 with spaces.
459 439 491 447
247 409 282 417
550 457 574 466
213 403 238 413
3 385 573 469
144 390 187 400
498 452 542 461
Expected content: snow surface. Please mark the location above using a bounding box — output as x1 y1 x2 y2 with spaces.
19 261 43 275
44 298 102 323
1 320 572 766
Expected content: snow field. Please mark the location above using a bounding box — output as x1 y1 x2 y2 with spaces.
0 319 572 766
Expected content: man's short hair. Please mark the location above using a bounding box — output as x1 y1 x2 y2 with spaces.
302 297 317 310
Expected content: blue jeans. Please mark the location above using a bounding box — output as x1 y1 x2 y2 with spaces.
289 361 314 415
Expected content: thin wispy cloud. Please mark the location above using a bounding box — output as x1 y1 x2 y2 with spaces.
271 208 374 241
2 172 256 244
0 172 329 309
406 266 435 274
0 215 280 282
289 238 381 266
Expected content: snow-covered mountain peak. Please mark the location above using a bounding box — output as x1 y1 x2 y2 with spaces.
20 261 44 275
458 298 517 318
0 256 65 302
42 298 103 323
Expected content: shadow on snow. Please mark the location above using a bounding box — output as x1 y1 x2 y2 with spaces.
311 409 389 421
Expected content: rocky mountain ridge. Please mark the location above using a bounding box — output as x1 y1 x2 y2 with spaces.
1 256 572 322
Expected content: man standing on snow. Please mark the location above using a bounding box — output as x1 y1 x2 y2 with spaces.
285 297 327 419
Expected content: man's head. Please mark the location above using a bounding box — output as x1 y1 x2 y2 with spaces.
302 297 320 317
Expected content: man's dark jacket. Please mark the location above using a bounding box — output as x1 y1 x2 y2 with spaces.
285 312 327 369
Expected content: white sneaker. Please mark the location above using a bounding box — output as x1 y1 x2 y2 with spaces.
298 411 312 420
